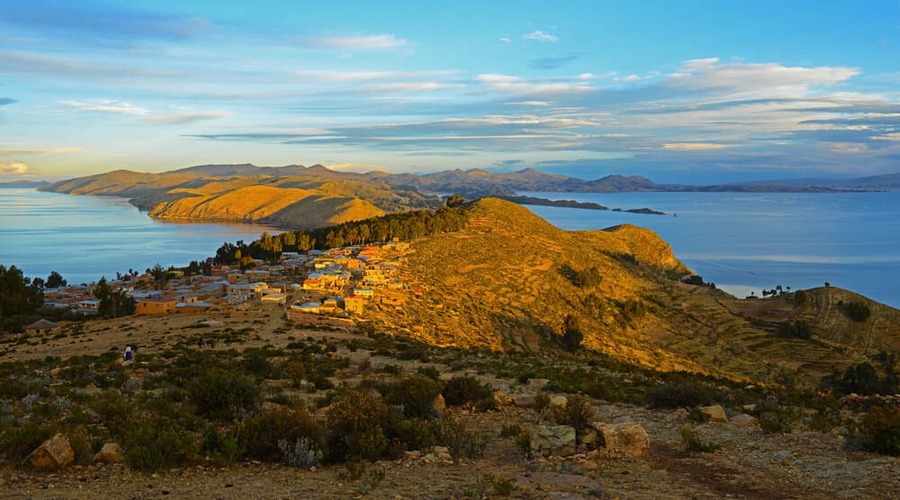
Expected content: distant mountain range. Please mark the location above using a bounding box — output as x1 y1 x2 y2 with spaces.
37 163 900 229
0 180 48 188
165 163 900 194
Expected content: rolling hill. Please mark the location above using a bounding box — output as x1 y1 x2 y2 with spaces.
365 198 900 386
40 168 441 228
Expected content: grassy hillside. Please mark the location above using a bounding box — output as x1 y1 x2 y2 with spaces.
366 198 900 386
41 170 440 228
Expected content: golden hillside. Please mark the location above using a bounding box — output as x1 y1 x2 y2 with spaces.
41 168 439 228
367 198 900 386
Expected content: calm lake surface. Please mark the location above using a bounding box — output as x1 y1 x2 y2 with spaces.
2 188 898 308
520 191 900 308
0 188 276 285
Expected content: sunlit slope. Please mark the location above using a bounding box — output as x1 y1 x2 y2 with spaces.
41 169 438 228
367 198 900 386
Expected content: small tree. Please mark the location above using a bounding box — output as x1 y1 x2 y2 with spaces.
46 271 67 288
561 315 584 352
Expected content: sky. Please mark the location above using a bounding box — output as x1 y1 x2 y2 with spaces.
0 0 898 184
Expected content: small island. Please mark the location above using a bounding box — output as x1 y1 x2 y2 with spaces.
498 194 666 215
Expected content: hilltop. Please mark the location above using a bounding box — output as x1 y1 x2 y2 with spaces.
365 198 900 386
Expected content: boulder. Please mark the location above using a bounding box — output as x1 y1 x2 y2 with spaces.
431 394 447 416
697 405 728 423
490 390 511 407
28 433 74 469
527 378 549 390
549 395 568 409
93 442 126 464
592 422 650 459
730 414 759 428
512 394 536 407
530 425 577 457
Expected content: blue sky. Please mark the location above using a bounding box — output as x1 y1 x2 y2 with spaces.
1 0 898 183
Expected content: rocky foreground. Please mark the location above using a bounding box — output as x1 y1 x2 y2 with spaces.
0 309 897 499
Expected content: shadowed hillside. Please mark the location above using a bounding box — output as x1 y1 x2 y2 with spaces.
365 198 900 386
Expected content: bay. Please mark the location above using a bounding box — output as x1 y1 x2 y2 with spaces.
519 191 900 308
0 188 276 285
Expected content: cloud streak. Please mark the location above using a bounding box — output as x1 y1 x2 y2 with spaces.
60 99 149 115
523 31 558 43
303 34 411 52
0 161 29 175
140 111 228 124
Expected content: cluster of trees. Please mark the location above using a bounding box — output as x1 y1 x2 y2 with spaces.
826 352 899 396
560 265 603 288
93 277 135 319
760 285 791 297
841 300 871 322
0 265 45 333
215 204 471 265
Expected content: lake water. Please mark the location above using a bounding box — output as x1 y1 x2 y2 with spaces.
520 191 900 308
0 188 276 285
2 188 898 308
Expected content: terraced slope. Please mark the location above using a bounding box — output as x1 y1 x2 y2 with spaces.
366 198 900 386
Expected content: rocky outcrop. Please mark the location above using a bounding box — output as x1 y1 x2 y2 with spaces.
29 433 75 469
93 442 127 464
592 422 650 459
697 405 728 423
530 425 577 457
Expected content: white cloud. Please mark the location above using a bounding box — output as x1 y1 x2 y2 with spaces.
60 99 149 115
667 58 859 98
140 111 228 124
872 133 900 141
522 31 558 43
0 161 29 175
304 34 411 52
662 143 731 151
476 74 594 95
294 69 458 84
506 100 553 107
0 147 81 155
499 36 512 43
363 82 464 93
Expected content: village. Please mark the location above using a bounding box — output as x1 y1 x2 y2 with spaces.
24 239 416 335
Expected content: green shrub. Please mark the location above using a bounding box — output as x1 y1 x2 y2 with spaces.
443 376 492 408
240 407 325 462
552 395 595 430
325 390 392 462
396 418 440 451
778 320 813 339
437 414 487 459
0 422 53 464
499 424 523 438
344 427 389 462
90 390 135 436
861 407 900 455
201 425 242 464
124 417 199 471
382 376 443 419
841 301 871 322
189 368 260 420
755 401 794 434
649 381 716 408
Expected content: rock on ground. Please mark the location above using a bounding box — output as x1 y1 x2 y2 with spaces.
28 433 74 470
